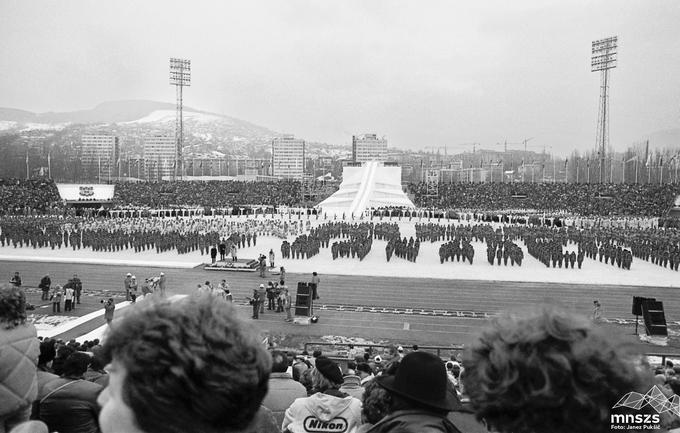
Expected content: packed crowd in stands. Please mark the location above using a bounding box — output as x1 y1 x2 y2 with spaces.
112 180 337 208
2 178 680 220
4 284 680 433
0 179 62 215
409 181 680 217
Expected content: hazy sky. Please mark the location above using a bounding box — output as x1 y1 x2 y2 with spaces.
1 0 679 155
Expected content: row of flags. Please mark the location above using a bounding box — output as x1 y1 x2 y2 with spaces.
419 154 679 169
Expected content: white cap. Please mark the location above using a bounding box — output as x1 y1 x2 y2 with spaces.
131 275 136 279
126 273 132 276
259 284 265 288
160 272 165 276
374 355 382 363
397 346 403 352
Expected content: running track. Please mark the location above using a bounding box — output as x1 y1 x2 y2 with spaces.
4 260 679 349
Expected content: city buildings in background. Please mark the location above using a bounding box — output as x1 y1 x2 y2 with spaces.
272 134 305 179
143 134 175 179
352 133 387 163
79 135 120 181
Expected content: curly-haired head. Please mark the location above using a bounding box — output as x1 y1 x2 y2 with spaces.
362 376 393 424
462 305 651 433
0 283 27 329
101 294 271 433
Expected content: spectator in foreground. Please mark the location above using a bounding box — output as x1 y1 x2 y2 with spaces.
38 352 102 433
261 350 308 427
462 305 654 433
0 284 40 433
367 351 462 433
97 294 272 433
282 356 362 433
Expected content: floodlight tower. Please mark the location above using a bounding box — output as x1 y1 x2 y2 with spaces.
591 36 617 183
170 58 191 180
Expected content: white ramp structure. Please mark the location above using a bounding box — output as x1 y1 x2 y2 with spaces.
316 161 415 216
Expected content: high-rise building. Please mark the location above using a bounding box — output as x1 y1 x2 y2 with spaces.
80 135 120 180
352 134 387 163
143 135 176 179
272 135 305 179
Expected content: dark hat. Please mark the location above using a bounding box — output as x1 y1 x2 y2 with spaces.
315 356 343 384
376 351 460 412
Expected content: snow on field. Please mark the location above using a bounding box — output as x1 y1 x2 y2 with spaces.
0 216 677 288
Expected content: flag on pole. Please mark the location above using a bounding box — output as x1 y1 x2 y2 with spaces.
564 158 568 169
626 156 637 163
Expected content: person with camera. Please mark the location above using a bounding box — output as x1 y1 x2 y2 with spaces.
9 272 21 287
103 298 115 326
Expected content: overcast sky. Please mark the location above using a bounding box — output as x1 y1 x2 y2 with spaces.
1 0 679 155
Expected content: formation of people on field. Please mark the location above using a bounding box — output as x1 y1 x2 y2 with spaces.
0 215 305 256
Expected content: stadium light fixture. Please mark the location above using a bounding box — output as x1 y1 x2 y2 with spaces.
170 58 191 180
591 36 617 183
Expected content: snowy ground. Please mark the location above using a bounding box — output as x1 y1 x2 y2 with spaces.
1 215 677 288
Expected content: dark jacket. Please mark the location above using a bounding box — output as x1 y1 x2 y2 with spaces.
366 410 463 433
38 377 102 433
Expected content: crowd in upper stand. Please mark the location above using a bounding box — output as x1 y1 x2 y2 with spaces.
0 179 62 214
408 182 680 217
1 178 679 217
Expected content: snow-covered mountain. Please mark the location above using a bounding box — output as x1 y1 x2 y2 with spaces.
0 100 280 155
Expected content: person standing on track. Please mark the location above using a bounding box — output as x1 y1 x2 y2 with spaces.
104 298 115 326
72 274 82 305
123 273 132 302
158 272 167 297
311 271 320 300
39 275 51 301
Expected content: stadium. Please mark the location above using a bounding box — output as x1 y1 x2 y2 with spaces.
3 2 680 432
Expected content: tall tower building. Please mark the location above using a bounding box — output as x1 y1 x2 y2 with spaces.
80 135 120 180
352 134 387 163
272 135 305 179
143 135 176 179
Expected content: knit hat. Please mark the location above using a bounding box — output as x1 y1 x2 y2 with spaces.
315 356 343 384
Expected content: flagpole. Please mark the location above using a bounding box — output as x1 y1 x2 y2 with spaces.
48 152 52 179
622 159 625 184
635 158 638 184
25 152 29 179
98 156 101 184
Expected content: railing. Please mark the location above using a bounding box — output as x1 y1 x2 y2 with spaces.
303 341 465 361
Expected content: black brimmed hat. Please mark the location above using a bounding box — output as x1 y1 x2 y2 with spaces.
376 351 460 411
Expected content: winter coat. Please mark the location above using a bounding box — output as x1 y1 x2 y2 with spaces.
261 372 308 427
282 390 362 433
339 375 365 401
0 323 39 417
104 303 115 321
38 377 102 433
365 409 462 433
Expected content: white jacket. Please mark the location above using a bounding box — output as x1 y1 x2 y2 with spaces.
282 391 362 433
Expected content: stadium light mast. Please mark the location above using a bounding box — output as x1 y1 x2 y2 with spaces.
591 36 617 183
170 58 191 180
